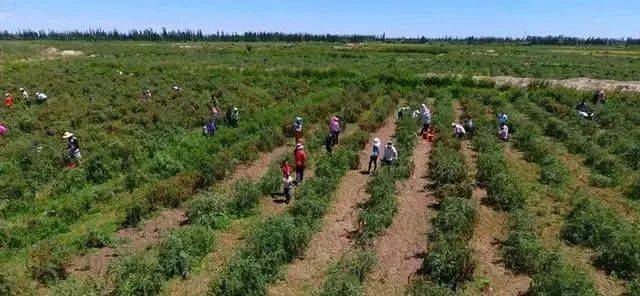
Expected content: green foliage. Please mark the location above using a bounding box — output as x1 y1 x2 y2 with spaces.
406 279 457 296
184 192 229 229
422 235 475 289
158 225 215 278
110 253 164 296
147 173 203 208
227 180 262 217
319 250 377 296
588 173 615 188
84 156 112 184
26 242 67 284
431 197 477 240
0 272 11 296
51 278 103 296
539 157 569 186
529 263 598 296
626 177 640 200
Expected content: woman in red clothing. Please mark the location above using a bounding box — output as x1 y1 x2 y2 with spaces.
281 160 292 177
4 93 14 107
293 143 307 184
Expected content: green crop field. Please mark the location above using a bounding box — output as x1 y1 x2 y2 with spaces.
1 41 640 295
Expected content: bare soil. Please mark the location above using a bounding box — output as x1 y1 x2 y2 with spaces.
364 136 434 296
267 119 397 296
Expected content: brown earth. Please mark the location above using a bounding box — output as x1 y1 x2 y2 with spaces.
453 102 531 295
267 119 398 296
66 145 291 282
364 136 434 296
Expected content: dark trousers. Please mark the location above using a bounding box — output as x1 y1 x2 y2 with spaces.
296 167 305 183
284 187 291 202
331 131 340 145
420 123 430 135
368 156 378 172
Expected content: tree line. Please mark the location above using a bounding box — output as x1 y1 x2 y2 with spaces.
1 28 639 45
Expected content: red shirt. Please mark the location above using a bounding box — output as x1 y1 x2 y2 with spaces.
4 96 14 107
281 163 292 177
294 149 307 168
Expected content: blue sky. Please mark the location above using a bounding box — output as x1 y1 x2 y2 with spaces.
1 0 638 38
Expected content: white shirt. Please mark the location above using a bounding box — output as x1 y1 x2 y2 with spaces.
21 90 29 99
383 145 398 161
36 93 47 101
283 176 294 189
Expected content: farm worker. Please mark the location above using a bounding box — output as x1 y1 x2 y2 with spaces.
324 134 334 154
294 143 307 184
367 138 382 173
63 132 81 167
141 90 152 99
420 108 432 135
4 93 14 107
227 107 239 127
202 120 217 136
382 141 398 166
411 109 421 118
464 117 475 137
35 92 48 103
452 123 466 140
281 160 292 178
593 89 606 105
329 116 341 145
396 106 410 118
45 126 55 137
293 117 303 142
497 111 508 126
172 85 182 91
283 174 294 204
419 104 431 115
499 124 509 141
575 100 593 119
0 124 7 137
20 88 28 100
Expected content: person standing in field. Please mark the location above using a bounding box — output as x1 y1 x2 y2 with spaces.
575 100 593 119
452 123 466 140
329 116 341 145
4 93 14 107
381 141 398 166
0 124 7 137
20 88 28 100
293 117 303 143
593 89 606 105
367 138 382 174
227 107 239 127
464 117 475 138
281 160 292 178
324 133 334 154
294 143 307 184
283 174 294 204
497 111 508 126
499 124 509 141
420 105 432 135
63 132 81 167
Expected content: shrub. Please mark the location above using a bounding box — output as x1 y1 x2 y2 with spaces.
158 225 215 278
562 198 618 248
27 242 67 284
147 173 202 208
626 177 640 201
429 147 467 186
227 180 262 217
529 263 598 296
431 197 477 240
319 250 377 296
539 158 569 187
84 156 111 184
485 173 526 211
406 279 456 296
213 257 267 296
629 278 640 296
422 236 475 289
588 173 615 188
150 152 184 179
121 201 152 228
82 230 111 249
51 278 103 296
110 253 164 296
185 192 229 229
0 272 10 296
502 229 546 274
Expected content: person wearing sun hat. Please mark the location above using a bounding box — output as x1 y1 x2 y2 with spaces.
0 124 7 137
63 132 81 166
382 140 398 166
367 137 382 173
293 143 307 184
19 88 28 100
4 93 14 107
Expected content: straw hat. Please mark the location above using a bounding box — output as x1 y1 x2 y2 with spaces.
373 138 381 147
62 132 74 139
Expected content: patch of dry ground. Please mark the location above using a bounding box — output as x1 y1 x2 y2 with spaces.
364 136 434 296
267 119 397 296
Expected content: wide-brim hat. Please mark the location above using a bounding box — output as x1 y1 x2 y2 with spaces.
62 132 74 139
373 138 381 146
295 143 304 150
19 88 24 91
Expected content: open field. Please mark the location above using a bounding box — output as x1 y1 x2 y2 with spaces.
1 41 640 295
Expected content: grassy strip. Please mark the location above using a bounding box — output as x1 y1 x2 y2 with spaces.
462 97 599 295
407 94 476 294
317 109 420 296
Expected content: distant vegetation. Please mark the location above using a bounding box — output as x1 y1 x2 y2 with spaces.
2 28 640 45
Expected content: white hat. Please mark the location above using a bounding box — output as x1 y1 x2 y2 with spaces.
19 88 24 91
233 107 238 111
62 132 74 139
373 138 381 147
4 93 9 97
295 143 304 150
387 141 393 145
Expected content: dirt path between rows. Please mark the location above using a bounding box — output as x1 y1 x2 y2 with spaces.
454 102 531 296
363 136 434 296
67 145 291 281
267 119 397 296
421 73 640 93
503 145 627 296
